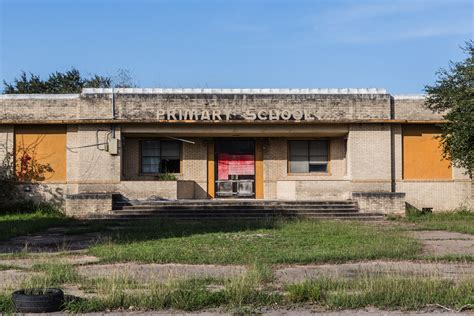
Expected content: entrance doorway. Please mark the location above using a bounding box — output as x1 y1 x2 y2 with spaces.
214 140 255 198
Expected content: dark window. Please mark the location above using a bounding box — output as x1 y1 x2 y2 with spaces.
289 140 329 173
141 140 180 173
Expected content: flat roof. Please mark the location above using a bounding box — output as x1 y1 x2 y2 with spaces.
82 88 387 94
0 88 426 100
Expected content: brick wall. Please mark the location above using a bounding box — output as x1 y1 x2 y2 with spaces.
352 192 406 214
347 124 392 192
393 96 445 120
1 93 449 123
117 181 178 200
263 137 349 199
0 125 14 177
181 139 208 198
1 92 472 214
121 137 207 199
392 122 472 211
397 181 472 211
0 92 401 122
65 193 113 217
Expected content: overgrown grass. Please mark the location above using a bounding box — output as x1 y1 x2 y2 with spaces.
67 278 229 312
26 263 81 287
0 202 70 241
0 292 14 314
0 263 23 271
405 208 474 235
5 263 280 313
90 219 421 264
424 254 474 263
4 262 472 313
286 276 474 311
70 271 279 312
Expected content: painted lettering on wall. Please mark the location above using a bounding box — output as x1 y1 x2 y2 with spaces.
157 109 323 121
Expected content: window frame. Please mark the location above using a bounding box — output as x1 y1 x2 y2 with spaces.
139 139 182 175
287 139 331 175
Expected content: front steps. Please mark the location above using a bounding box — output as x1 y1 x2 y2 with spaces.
104 199 385 220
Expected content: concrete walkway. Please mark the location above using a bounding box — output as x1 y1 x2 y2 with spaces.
15 309 472 315
1 258 473 291
275 261 474 283
411 230 474 256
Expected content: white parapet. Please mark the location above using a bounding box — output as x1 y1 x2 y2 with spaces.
81 88 388 95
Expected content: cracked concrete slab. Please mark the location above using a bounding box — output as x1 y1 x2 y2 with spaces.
411 230 474 256
0 254 100 269
275 261 474 283
77 263 248 282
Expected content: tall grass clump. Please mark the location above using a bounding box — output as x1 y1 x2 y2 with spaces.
66 278 226 312
24 263 80 289
0 292 14 313
405 206 474 235
286 276 474 310
64 264 280 313
223 263 279 308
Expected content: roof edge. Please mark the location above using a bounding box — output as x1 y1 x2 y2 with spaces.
82 88 387 94
0 94 79 100
393 94 426 100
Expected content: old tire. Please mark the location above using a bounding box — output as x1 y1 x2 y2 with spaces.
12 288 64 313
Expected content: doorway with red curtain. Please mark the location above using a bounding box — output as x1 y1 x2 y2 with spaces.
215 139 255 198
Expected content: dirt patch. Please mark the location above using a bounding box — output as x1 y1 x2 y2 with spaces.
0 254 100 269
275 261 474 284
0 227 103 253
411 230 474 256
0 270 41 291
77 263 247 281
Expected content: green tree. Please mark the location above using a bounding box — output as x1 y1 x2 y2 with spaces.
425 41 474 176
112 68 137 88
3 68 112 94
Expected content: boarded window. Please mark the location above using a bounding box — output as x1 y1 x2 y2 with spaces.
289 140 329 173
140 140 180 173
15 126 67 182
402 125 451 180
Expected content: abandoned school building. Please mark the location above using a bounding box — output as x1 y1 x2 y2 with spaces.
0 88 472 218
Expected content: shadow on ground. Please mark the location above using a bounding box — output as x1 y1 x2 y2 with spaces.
0 218 283 253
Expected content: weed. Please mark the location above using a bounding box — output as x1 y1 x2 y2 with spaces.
0 292 14 314
25 263 80 288
404 208 474 235
286 276 474 310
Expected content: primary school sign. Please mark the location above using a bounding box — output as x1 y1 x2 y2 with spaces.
157 108 321 121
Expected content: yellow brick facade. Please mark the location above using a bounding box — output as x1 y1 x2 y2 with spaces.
0 90 472 215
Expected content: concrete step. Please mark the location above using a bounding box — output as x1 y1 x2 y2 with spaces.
107 199 371 220
109 211 382 217
115 200 357 207
114 209 361 215
121 205 358 211
98 214 385 221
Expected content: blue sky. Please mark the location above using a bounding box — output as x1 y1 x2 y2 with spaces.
0 0 472 93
